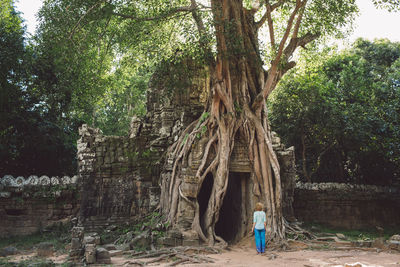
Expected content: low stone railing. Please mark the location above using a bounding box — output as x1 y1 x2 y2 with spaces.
1 175 78 188
296 181 399 194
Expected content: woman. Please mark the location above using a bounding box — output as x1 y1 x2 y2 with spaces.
251 202 266 254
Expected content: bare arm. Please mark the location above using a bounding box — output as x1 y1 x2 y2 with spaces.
264 212 267 229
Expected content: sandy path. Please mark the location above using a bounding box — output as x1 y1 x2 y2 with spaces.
111 246 400 267
191 247 400 267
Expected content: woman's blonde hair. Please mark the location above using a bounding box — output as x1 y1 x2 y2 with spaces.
255 202 263 211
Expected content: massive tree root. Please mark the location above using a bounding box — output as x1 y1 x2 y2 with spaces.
160 63 285 245
125 246 219 266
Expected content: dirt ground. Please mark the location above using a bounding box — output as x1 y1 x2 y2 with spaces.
5 240 400 267
112 237 400 267
183 247 400 267
5 247 400 267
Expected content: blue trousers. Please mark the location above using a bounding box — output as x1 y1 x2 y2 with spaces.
254 228 266 253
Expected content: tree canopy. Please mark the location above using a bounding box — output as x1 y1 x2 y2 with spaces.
269 38 400 185
372 0 400 12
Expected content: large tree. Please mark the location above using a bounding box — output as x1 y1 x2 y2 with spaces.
38 0 358 243
156 0 357 243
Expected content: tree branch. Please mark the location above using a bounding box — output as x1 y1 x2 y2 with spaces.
264 3 275 47
275 0 304 63
190 0 215 67
283 32 320 59
271 0 287 10
292 0 307 40
251 0 314 111
250 1 303 110
111 5 196 22
69 0 106 39
255 0 285 30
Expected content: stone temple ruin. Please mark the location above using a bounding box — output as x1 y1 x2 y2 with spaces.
1 61 400 263
76 61 297 245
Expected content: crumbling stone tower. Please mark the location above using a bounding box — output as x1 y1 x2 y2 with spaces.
77 61 296 244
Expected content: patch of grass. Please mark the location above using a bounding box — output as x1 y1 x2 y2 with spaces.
99 211 168 247
0 257 55 267
0 223 71 253
303 222 399 241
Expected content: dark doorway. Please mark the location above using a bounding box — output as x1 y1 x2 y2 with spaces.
198 173 213 235
215 172 249 244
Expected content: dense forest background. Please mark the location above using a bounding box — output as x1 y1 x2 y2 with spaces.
0 0 399 186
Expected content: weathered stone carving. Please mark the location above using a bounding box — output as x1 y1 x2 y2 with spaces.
0 175 78 187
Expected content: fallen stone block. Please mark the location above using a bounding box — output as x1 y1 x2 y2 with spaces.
71 238 81 250
85 244 96 264
96 247 110 259
129 231 151 250
372 237 386 249
96 247 111 264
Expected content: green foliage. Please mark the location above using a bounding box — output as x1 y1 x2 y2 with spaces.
100 211 168 246
1 0 154 175
34 0 202 124
0 258 56 267
302 0 358 36
34 0 152 136
372 0 400 12
141 148 155 159
183 133 189 144
269 39 400 185
199 112 210 124
260 0 358 65
0 0 78 176
195 112 210 139
304 222 399 241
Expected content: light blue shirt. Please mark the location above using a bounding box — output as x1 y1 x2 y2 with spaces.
253 211 266 230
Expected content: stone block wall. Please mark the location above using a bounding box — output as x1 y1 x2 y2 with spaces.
77 125 159 230
0 175 80 237
274 135 297 222
77 60 209 230
294 182 400 229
